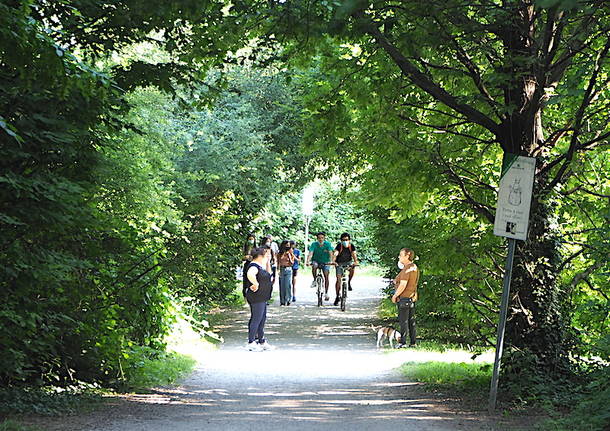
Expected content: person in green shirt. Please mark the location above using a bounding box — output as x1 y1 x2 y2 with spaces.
305 232 334 301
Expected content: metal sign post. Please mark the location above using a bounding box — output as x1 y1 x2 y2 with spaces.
489 154 536 413
302 186 314 248
488 237 516 413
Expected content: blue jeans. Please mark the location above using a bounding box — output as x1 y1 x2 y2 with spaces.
248 301 267 343
278 267 293 304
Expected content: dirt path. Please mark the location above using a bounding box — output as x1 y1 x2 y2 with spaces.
34 275 525 430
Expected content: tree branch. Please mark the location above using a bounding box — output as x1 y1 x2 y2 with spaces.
434 143 496 224
570 261 605 292
398 114 492 143
546 35 610 189
356 12 501 135
433 17 502 119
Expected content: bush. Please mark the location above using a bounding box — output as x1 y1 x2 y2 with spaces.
537 367 610 431
0 420 41 431
0 384 103 416
119 346 196 391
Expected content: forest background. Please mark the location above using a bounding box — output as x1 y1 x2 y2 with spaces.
0 0 608 428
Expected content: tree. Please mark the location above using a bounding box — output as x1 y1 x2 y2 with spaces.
185 0 610 378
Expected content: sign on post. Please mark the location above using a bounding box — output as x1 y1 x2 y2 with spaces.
493 154 536 241
302 186 314 248
489 153 536 413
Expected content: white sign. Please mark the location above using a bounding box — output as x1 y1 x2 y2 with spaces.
493 154 536 241
302 186 314 216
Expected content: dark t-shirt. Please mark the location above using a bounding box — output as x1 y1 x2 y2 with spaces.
244 262 273 303
335 243 356 263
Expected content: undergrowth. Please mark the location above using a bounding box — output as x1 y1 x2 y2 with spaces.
0 420 41 431
118 347 196 391
533 366 610 431
400 361 491 391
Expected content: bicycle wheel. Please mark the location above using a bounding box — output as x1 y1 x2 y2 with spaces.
340 276 347 311
316 276 323 307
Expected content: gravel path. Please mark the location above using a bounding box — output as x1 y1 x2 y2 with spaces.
35 275 525 430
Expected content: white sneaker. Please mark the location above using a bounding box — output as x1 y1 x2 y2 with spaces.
248 342 262 352
260 341 275 351
310 281 316 289
324 294 330 301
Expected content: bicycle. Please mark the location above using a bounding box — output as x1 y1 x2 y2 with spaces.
309 263 325 307
336 263 358 311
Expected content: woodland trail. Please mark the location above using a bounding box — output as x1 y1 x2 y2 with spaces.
35 274 530 430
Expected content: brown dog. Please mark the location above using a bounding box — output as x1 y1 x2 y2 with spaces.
376 326 402 348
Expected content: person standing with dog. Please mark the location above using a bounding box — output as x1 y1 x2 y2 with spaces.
245 247 275 351
392 248 420 348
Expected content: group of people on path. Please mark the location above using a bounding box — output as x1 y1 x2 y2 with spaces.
241 232 419 351
242 234 302 306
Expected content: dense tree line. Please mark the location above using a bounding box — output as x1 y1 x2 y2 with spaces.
0 1 310 385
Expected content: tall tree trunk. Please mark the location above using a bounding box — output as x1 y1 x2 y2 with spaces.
504 168 572 376
497 2 572 377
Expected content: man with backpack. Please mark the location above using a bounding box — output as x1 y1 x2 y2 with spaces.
332 232 359 306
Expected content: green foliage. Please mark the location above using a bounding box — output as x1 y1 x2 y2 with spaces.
257 0 609 379
538 371 610 431
1 0 311 388
254 179 379 263
399 361 491 391
0 1 312 388
0 384 103 416
118 347 196 391
165 67 312 308
0 420 41 431
1 0 607 421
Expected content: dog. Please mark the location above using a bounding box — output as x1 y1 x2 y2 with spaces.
375 326 402 348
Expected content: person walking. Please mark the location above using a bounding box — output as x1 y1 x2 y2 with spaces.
277 240 295 306
392 248 420 348
261 235 279 283
290 240 301 303
244 247 274 351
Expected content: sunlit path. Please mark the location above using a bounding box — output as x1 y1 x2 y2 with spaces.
59 273 512 431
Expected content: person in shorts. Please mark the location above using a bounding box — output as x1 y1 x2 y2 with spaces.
332 232 359 306
305 232 333 302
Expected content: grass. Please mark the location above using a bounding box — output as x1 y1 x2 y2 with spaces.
390 329 609 430
120 347 197 391
0 306 203 420
400 361 492 391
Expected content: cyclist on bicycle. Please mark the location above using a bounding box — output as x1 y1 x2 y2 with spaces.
306 232 334 302
333 232 359 306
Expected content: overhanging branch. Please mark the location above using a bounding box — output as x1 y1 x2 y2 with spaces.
356 12 501 136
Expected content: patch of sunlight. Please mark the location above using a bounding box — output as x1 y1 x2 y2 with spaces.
165 313 217 360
